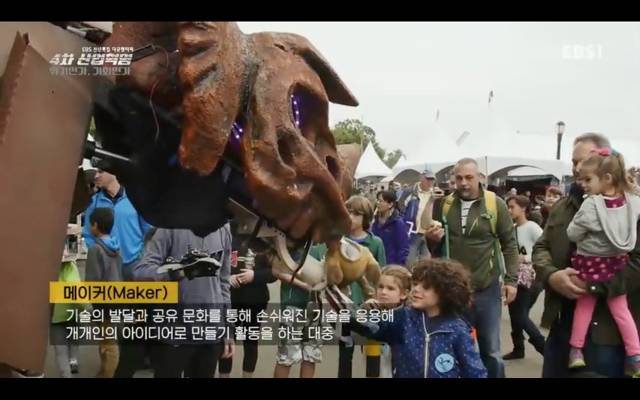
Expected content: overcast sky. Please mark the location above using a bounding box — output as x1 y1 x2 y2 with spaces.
238 22 640 164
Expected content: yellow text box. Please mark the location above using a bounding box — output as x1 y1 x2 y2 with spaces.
50 282 178 304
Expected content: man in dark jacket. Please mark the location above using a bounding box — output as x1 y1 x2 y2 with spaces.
133 226 234 378
218 230 277 378
532 132 640 378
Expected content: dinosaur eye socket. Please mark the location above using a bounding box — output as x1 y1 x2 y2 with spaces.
290 93 301 129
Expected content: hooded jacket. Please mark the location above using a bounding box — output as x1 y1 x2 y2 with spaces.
132 227 232 344
132 227 231 306
82 187 152 267
567 193 640 256
371 210 410 265
85 235 123 283
351 307 487 378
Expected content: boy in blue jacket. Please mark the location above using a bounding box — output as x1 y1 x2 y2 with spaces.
351 258 487 378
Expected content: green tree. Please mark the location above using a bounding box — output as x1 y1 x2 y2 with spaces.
384 149 406 169
332 118 376 147
331 118 406 169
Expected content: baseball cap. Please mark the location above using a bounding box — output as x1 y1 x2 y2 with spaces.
421 169 436 179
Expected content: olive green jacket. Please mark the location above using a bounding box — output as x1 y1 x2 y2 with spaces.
432 189 519 290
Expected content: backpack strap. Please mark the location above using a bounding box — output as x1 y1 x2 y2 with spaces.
440 194 455 259
483 190 505 279
483 190 498 237
441 193 455 218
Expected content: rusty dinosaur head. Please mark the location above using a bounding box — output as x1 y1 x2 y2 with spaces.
105 22 359 243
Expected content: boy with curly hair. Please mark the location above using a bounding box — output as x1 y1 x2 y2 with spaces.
351 258 487 378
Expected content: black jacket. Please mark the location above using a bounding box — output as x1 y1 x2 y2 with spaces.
230 251 276 307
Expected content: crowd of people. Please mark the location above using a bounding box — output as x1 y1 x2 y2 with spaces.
49 132 640 379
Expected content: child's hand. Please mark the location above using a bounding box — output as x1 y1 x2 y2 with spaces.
278 272 312 292
230 275 241 289
502 284 517 305
221 339 234 359
277 272 293 282
236 269 254 285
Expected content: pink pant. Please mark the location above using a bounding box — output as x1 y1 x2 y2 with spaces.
570 294 640 356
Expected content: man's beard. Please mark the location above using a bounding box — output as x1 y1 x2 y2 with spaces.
459 190 477 201
458 183 481 201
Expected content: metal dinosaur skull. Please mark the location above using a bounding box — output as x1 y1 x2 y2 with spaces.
104 21 358 243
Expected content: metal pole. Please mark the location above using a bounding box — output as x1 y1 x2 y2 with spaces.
556 121 565 161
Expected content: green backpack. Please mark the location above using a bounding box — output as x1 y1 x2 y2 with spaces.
52 261 90 324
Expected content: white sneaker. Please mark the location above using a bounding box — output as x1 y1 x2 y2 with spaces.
69 359 79 374
340 335 354 347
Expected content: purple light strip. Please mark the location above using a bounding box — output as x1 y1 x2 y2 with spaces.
227 122 243 155
291 94 301 128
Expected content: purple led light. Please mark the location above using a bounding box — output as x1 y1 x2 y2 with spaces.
228 121 244 154
290 94 301 128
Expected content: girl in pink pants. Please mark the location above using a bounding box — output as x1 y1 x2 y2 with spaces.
567 148 640 378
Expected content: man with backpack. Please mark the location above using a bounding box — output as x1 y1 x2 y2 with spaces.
425 157 519 378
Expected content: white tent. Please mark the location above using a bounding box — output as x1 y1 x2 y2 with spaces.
395 120 462 170
355 143 392 179
475 156 571 180
391 160 457 178
391 156 571 182
380 175 395 183
508 166 549 177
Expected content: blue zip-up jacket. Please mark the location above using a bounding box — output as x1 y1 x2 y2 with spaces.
371 210 410 265
352 307 487 378
82 188 152 267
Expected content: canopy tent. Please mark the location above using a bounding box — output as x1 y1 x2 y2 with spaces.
391 156 571 183
380 175 394 183
394 119 462 170
476 156 571 181
503 166 556 182
393 160 456 176
507 166 548 176
355 143 392 179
